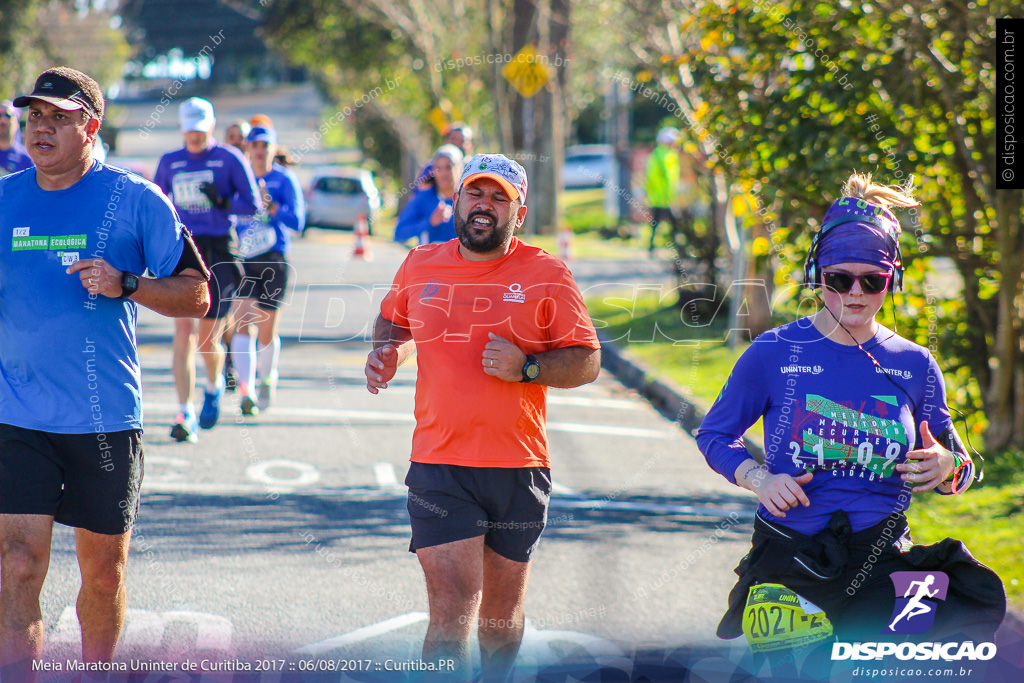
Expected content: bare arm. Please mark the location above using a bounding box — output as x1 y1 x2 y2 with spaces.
129 269 210 317
482 333 600 388
68 259 209 318
365 314 416 393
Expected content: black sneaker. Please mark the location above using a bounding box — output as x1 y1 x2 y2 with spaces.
240 395 259 416
170 412 199 443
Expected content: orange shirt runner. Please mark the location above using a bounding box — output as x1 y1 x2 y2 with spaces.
380 237 600 468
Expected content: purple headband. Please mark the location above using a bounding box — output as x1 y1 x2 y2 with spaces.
817 197 901 270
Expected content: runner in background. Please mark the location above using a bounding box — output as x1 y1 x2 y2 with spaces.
0 100 33 177
224 119 250 153
412 122 474 194
394 144 463 245
644 126 681 256
231 125 305 413
154 97 261 442
220 119 253 392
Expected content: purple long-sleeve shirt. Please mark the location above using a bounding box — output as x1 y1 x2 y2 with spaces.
154 141 261 237
695 318 956 535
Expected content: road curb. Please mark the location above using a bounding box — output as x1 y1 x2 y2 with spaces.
598 332 766 462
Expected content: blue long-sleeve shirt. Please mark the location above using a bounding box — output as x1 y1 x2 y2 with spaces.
154 141 261 237
695 319 956 535
393 188 454 244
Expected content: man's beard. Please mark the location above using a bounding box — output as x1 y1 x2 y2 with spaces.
455 207 515 254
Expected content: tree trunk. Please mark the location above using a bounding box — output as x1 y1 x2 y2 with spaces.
985 189 1024 449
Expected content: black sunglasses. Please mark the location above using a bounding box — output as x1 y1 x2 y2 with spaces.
822 271 891 294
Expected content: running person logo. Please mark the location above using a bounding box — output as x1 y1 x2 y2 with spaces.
885 571 949 634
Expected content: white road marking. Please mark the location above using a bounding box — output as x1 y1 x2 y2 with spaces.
50 607 80 644
373 462 400 488
295 612 428 655
550 481 576 495
546 421 674 439
146 403 673 439
515 623 632 682
246 459 321 487
50 608 233 651
546 395 645 410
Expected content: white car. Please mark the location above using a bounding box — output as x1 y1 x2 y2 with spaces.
562 144 619 190
305 167 381 233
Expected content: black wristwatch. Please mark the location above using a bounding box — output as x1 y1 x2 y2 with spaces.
119 271 140 299
521 355 540 383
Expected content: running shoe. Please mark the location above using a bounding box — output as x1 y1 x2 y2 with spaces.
170 412 199 443
199 386 223 429
257 379 275 411
240 394 259 416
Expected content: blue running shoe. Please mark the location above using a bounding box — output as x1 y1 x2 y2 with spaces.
199 386 223 429
170 412 199 443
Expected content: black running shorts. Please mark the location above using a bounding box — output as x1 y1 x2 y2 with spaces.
405 462 552 563
0 424 144 535
194 235 242 319
240 251 290 311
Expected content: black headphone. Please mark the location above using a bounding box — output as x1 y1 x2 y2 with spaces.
803 213 905 292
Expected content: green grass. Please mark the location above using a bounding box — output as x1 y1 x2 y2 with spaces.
524 230 648 260
908 482 1024 608
589 292 1024 610
585 292 763 442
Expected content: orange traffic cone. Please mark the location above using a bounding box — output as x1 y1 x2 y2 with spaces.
352 214 373 260
557 226 574 263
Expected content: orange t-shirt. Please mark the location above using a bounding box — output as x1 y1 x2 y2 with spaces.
380 238 600 468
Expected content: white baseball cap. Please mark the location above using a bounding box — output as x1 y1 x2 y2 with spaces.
180 97 215 133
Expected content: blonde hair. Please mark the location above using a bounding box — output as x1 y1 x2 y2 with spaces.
841 172 920 210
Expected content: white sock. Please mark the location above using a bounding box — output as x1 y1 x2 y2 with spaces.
180 403 194 417
231 333 257 392
205 375 225 394
257 336 280 384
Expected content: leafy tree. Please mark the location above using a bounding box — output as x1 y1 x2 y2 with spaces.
0 0 54 96
626 0 1024 450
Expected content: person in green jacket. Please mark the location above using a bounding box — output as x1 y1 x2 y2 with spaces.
644 126 681 254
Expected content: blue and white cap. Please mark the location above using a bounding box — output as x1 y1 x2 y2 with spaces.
458 154 528 204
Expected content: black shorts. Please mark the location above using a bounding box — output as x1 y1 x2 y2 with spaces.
405 462 552 563
194 235 243 319
240 251 289 311
0 424 144 535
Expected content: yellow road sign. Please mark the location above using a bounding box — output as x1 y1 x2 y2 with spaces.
503 44 554 98
428 107 448 135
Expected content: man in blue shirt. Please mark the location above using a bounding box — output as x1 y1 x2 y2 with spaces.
155 97 261 440
0 99 33 178
0 66 210 679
